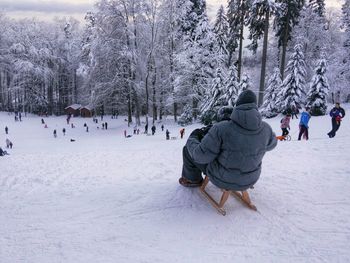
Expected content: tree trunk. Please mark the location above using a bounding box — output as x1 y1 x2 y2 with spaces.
159 82 164 120
237 0 245 81
145 57 151 127
280 0 291 80
258 10 270 107
132 84 141 126
192 97 198 120
152 61 157 123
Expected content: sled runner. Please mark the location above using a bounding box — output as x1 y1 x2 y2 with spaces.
200 175 257 216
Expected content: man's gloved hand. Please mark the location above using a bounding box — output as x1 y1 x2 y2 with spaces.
190 128 204 139
200 125 212 136
190 125 212 141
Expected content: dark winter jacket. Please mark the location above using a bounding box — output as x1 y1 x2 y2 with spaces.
329 107 345 119
186 103 277 191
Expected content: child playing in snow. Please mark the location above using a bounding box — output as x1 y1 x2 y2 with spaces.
298 108 311 141
280 114 291 137
6 138 13 149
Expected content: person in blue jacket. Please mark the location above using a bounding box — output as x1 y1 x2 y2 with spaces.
298 107 311 140
327 103 346 138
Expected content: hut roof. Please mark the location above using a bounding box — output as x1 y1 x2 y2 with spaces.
81 105 92 111
65 104 82 110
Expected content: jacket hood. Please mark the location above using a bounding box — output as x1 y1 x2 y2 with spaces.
231 103 262 131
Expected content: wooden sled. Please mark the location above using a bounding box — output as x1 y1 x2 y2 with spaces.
200 175 257 216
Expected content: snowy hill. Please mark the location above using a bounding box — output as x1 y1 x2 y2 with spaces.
1 109 350 262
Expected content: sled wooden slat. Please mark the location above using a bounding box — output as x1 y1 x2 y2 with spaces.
200 175 257 216
230 191 257 211
200 176 228 216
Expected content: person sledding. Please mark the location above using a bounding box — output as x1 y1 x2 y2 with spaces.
279 114 291 140
327 102 345 138
179 90 277 189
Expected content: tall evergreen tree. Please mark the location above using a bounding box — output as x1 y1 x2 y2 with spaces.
238 73 252 95
278 44 307 113
176 4 221 119
342 0 350 82
177 0 206 40
214 5 229 57
247 0 278 106
274 0 304 80
308 0 325 16
221 64 240 106
291 6 327 81
306 58 329 116
260 67 282 118
200 68 226 124
227 0 251 77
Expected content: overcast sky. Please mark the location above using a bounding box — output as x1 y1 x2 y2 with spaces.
0 0 343 23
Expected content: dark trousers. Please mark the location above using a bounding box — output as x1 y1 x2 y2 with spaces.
181 146 207 182
282 128 289 136
328 118 340 138
298 125 308 140
291 113 298 119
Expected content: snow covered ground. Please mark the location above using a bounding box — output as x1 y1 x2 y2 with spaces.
1 108 350 263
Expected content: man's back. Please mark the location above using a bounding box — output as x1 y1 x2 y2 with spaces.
186 96 277 191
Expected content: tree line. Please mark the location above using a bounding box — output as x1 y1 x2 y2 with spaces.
0 0 349 125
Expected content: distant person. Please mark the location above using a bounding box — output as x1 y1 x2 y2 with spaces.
14 116 18 122
71 123 75 128
124 130 127 138
298 108 311 141
53 129 57 138
327 102 346 138
6 138 13 149
151 125 156 135
102 123 105 130
5 126 9 134
105 122 108 130
180 128 185 139
19 112 22 121
86 126 89 132
291 105 299 119
62 128 66 136
166 129 170 140
0 147 9 156
66 114 71 124
161 124 164 131
145 124 148 134
41 118 45 124
280 114 291 137
133 126 137 134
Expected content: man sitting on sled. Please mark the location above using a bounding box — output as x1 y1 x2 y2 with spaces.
179 90 277 190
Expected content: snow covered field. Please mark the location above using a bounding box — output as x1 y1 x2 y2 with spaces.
1 109 350 263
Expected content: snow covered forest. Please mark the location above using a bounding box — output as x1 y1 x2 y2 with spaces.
0 0 349 123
